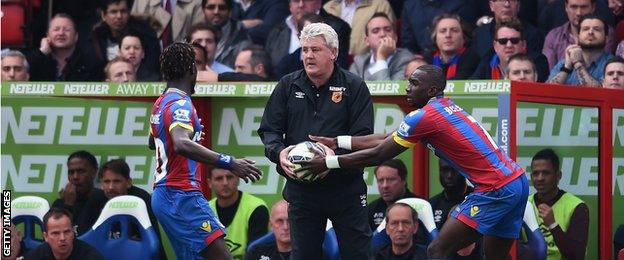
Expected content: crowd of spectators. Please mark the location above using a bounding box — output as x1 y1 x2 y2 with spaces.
3 0 624 89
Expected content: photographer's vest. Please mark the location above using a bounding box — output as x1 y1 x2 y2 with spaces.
529 192 584 260
209 192 267 260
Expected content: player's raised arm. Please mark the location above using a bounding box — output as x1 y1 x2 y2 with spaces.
309 133 390 151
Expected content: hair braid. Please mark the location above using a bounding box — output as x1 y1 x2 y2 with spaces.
160 42 196 81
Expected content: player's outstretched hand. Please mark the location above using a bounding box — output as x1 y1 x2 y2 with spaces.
309 135 338 150
279 145 298 179
295 156 329 181
231 158 262 183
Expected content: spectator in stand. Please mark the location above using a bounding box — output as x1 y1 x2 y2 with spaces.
323 0 395 55
230 0 289 45
471 19 549 81
207 168 269 259
404 56 429 79
471 0 543 60
196 45 272 82
426 13 480 80
118 31 160 81
104 57 136 82
1 49 29 81
400 0 482 55
131 0 203 48
233 45 273 80
542 0 617 69
273 13 326 78
244 199 292 260
349 13 413 80
52 151 107 236
188 24 234 74
24 208 104 260
505 53 539 82
528 148 589 259
192 43 210 72
202 0 252 68
265 0 350 70
90 0 160 71
30 0 99 48
98 159 166 259
538 0 614 38
609 0 624 23
547 14 613 86
602 56 624 88
27 14 105 81
367 159 416 231
373 203 427 259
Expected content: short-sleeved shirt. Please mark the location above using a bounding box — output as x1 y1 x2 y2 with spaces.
150 88 202 191
392 97 524 192
548 52 613 85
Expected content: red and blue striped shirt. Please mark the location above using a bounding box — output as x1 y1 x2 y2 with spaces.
150 89 202 191
393 97 524 192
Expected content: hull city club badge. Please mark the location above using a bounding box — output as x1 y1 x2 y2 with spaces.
329 86 345 103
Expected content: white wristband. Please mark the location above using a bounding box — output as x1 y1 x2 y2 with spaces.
548 222 559 230
325 156 341 169
337 135 352 150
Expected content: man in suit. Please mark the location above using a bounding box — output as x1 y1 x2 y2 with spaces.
350 13 413 80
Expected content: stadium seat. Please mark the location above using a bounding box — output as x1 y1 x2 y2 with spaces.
371 198 439 252
246 220 340 260
78 195 160 260
11 195 49 251
519 202 548 260
1 0 27 47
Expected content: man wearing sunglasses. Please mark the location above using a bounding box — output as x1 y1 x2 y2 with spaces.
547 13 613 87
470 0 543 60
471 18 549 81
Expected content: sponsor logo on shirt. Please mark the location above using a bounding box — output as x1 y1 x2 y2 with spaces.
173 109 191 122
295 91 305 99
397 122 410 136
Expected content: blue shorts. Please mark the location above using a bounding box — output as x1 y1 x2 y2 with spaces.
152 187 225 260
451 175 529 239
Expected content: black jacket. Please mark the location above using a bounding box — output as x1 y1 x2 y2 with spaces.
51 188 107 236
265 9 350 69
27 47 105 81
24 240 103 260
258 65 373 189
89 17 161 77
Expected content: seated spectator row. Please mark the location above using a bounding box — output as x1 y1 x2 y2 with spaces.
3 0 624 89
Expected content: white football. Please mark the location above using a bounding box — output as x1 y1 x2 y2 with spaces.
288 141 326 182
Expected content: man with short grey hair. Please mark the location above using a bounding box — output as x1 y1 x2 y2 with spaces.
258 22 374 260
1 49 30 81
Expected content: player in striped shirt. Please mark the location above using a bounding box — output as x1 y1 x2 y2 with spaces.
300 64 529 259
149 42 262 259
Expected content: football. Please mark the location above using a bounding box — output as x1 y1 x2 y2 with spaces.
288 141 326 182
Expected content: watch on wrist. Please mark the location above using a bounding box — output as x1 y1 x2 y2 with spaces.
560 65 573 73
